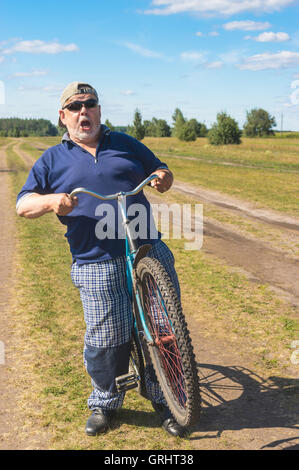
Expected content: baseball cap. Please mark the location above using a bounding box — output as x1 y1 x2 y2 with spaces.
60 81 99 109
58 81 99 128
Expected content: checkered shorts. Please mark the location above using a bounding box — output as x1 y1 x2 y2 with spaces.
71 240 180 409
71 240 180 348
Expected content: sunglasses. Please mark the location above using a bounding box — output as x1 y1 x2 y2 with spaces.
63 99 98 111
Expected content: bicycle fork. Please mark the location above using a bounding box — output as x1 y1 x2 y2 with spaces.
115 195 149 393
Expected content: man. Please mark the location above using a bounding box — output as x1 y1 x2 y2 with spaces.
16 82 185 437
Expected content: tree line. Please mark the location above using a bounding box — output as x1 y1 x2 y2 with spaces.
0 107 277 145
0 118 58 137
107 107 277 145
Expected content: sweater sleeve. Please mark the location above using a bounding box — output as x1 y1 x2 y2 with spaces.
16 153 51 206
123 133 169 176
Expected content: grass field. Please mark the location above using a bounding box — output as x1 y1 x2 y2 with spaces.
20 135 299 216
3 136 299 449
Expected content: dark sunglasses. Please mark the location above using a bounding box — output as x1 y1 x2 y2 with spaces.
63 98 98 111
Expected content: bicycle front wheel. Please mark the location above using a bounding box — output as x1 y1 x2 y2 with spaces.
129 327 147 399
136 256 201 427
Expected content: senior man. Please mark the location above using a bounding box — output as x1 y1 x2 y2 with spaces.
16 82 185 437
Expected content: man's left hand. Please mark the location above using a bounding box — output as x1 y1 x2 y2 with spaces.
150 169 173 193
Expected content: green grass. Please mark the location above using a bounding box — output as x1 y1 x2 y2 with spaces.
16 136 299 216
19 141 46 161
143 136 299 171
158 155 299 215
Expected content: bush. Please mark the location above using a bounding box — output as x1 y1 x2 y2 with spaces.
243 108 276 137
208 112 242 145
177 121 197 141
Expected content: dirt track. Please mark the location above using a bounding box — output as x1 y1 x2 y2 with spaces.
0 141 298 450
148 182 299 308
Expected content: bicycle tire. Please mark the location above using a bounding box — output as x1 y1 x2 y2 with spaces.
129 327 147 399
135 256 201 427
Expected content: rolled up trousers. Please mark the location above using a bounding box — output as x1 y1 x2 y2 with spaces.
71 240 181 411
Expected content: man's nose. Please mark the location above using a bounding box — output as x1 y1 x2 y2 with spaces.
80 104 88 114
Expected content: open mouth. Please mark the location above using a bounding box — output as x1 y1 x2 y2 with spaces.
80 119 92 131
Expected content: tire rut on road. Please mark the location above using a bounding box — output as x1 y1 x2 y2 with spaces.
0 143 49 449
147 190 299 308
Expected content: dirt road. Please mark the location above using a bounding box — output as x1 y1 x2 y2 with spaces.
0 141 298 450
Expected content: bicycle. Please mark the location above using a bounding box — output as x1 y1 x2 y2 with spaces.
70 174 201 427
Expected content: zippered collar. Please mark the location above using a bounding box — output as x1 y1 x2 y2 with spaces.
61 125 111 162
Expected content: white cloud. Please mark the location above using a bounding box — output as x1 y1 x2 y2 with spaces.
122 41 168 60
143 0 295 16
18 84 62 94
13 70 48 77
0 56 4 63
223 20 271 31
220 49 245 65
253 32 290 42
195 31 203 36
120 90 136 95
205 61 223 69
181 51 206 62
239 50 299 70
209 31 220 36
3 40 78 54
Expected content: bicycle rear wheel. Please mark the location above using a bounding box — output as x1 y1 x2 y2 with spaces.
136 256 201 427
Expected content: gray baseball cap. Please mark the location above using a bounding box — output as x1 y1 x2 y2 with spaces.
60 81 99 109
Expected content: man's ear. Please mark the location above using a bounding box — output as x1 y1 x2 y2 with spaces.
59 109 66 126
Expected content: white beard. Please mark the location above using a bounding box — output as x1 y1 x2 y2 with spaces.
69 123 101 143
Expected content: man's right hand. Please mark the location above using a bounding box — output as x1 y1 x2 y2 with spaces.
17 192 78 219
50 193 78 216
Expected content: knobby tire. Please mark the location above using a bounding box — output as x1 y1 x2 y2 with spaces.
136 257 201 427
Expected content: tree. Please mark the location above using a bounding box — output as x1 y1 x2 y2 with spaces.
208 112 242 145
0 117 58 137
176 121 197 141
172 108 186 137
198 122 208 137
144 117 171 137
171 109 208 141
104 119 115 131
127 109 145 140
243 108 276 137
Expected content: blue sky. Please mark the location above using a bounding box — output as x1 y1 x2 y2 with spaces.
1 0 299 130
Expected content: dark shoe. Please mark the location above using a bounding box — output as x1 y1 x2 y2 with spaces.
85 409 112 436
152 402 187 438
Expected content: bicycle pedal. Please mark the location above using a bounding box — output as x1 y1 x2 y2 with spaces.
115 373 139 392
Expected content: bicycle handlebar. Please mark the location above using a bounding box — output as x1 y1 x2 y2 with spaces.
69 174 159 201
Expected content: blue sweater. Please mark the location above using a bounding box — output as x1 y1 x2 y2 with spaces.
17 126 168 264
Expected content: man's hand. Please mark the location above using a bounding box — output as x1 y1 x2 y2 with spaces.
17 192 78 218
50 193 78 216
150 169 173 193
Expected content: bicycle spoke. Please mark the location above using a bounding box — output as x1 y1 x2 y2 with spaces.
143 274 187 407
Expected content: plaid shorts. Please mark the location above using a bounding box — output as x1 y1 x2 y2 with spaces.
71 240 180 348
71 240 180 409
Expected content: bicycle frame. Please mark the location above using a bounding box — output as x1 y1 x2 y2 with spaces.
70 174 159 344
